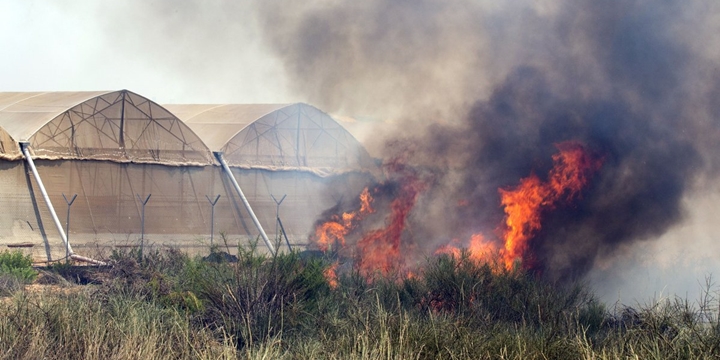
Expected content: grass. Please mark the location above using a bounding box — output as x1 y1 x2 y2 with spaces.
0 247 719 359
0 291 237 360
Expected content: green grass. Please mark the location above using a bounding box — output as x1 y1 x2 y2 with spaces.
0 246 718 359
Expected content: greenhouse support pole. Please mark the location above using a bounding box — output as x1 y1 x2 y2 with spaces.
70 254 106 266
20 142 74 255
215 152 276 256
20 143 107 266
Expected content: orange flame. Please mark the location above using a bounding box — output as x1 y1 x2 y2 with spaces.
435 234 499 265
323 262 339 289
499 175 551 269
467 234 498 262
314 187 374 251
499 142 602 269
434 239 463 259
434 142 602 272
359 187 373 214
356 176 425 278
315 142 600 281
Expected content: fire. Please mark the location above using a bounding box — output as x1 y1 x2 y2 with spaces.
435 234 499 264
313 155 427 280
434 239 463 259
548 142 603 199
499 142 602 269
315 222 348 251
356 174 425 278
314 187 374 251
434 142 601 272
499 175 551 269
359 187 373 213
312 141 601 282
323 261 339 289
467 234 498 262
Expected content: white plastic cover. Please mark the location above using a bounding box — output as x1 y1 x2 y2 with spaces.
0 91 214 165
0 93 378 261
165 103 379 177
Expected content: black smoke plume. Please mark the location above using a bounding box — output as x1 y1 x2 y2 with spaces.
255 0 720 281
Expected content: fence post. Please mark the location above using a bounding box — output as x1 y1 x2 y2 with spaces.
206 195 221 247
271 194 292 251
62 193 77 263
136 194 151 259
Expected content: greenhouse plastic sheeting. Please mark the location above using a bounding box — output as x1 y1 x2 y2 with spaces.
0 91 214 166
0 159 373 261
0 91 380 261
0 126 19 160
165 103 379 177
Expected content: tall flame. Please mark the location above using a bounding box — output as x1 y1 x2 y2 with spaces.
435 142 602 271
499 142 603 269
356 174 425 277
499 175 551 268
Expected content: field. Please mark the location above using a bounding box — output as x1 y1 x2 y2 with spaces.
0 246 719 359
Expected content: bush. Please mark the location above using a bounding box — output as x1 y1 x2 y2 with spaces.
199 247 330 349
0 250 37 285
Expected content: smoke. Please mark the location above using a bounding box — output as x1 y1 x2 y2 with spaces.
254 0 493 122
255 0 720 283
80 1 290 103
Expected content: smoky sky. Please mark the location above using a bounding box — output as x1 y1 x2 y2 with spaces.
255 0 720 281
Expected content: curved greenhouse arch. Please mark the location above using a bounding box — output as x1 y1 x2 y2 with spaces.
0 125 19 160
165 103 378 177
0 90 214 165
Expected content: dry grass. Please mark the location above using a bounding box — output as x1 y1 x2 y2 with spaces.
0 289 237 360
0 248 718 359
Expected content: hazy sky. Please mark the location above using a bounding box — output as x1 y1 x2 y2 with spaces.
0 1 292 104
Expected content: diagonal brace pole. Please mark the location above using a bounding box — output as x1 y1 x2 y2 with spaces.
215 152 275 256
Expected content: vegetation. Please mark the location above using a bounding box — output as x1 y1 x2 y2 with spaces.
0 246 718 359
0 250 37 296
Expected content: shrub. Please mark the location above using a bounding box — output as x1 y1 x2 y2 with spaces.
199 246 331 349
0 250 37 285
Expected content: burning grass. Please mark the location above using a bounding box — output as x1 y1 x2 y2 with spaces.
1 246 720 359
